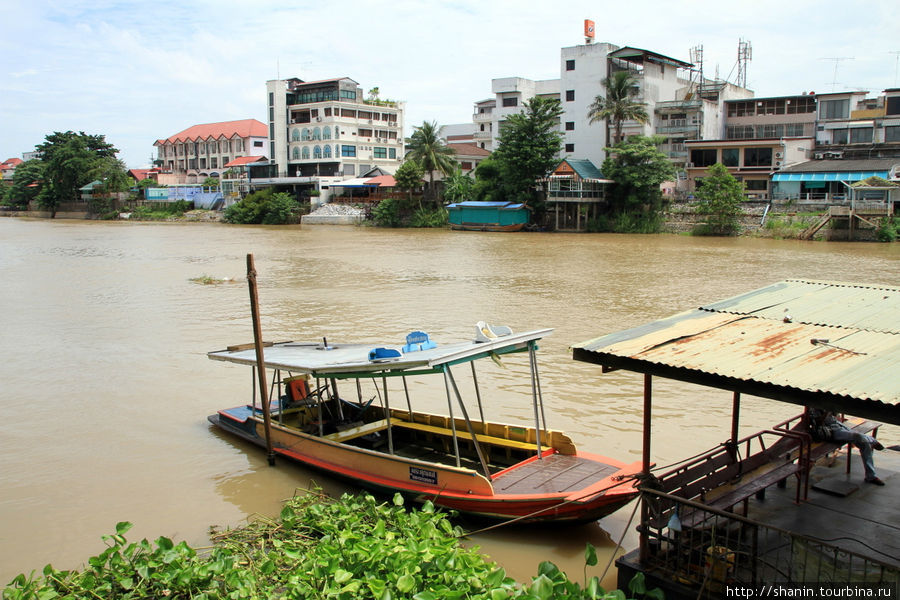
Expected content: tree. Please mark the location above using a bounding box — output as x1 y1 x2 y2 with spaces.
223 188 298 224
5 159 46 209
90 156 130 198
442 167 474 204
601 135 676 231
489 96 564 216
393 160 424 204
470 157 503 203
35 131 118 217
404 121 456 204
693 163 744 235
587 71 650 145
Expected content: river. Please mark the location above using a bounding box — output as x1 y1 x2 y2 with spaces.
0 217 897 588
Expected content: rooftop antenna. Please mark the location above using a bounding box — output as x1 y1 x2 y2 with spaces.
891 51 900 86
737 38 752 88
821 57 854 91
689 44 704 95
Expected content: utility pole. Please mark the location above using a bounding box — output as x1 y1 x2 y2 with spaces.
890 51 900 87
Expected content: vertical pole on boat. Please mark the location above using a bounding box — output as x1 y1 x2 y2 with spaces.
446 366 491 479
530 342 548 435
401 376 414 422
442 367 461 468
247 253 275 466
731 391 741 445
528 342 543 459
382 375 394 455
639 373 652 563
469 363 486 431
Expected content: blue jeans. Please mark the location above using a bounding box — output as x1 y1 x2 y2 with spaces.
829 426 878 481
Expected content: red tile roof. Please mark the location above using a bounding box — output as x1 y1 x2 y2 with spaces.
155 119 267 145
128 168 155 181
1 157 24 170
448 143 491 157
367 175 396 187
224 156 268 167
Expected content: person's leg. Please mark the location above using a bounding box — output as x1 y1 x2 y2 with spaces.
829 429 878 481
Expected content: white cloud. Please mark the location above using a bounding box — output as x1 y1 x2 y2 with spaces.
1 0 898 167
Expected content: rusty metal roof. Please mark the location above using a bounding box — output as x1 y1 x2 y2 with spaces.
572 280 900 425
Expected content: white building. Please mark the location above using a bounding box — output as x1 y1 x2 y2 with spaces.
266 77 405 181
154 119 268 184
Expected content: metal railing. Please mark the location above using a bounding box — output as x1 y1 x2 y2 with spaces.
638 489 898 598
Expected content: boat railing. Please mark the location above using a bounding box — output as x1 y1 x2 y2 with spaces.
635 488 898 597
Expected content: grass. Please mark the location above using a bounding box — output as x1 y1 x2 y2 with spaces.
189 275 238 285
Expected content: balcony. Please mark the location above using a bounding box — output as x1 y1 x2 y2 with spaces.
473 111 492 122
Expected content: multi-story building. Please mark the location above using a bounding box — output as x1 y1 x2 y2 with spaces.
814 89 900 159
154 119 268 184
266 77 405 180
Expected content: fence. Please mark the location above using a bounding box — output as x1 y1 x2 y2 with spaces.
635 489 898 598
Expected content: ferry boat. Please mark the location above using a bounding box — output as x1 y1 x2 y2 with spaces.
207 325 640 523
446 201 530 232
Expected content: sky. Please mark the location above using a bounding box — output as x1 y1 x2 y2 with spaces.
2 0 899 169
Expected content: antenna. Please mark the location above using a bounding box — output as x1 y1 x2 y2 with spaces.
737 38 752 88
690 44 704 94
891 51 900 86
820 57 854 91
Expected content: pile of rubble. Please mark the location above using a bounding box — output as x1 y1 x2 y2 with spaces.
302 202 367 225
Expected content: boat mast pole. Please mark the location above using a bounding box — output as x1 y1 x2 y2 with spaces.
247 253 275 466
446 366 491 479
528 342 543 459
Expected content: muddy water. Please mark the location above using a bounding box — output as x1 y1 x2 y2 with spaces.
0 218 897 587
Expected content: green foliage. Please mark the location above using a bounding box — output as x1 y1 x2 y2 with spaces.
405 121 457 203
129 200 192 221
35 131 119 216
692 163 745 236
409 206 448 228
202 176 220 188
601 136 675 229
136 178 158 190
486 96 564 217
223 188 298 224
587 71 650 145
471 157 504 203
443 168 474 204
876 217 898 242
372 197 403 227
4 494 662 600
5 159 47 209
394 160 425 199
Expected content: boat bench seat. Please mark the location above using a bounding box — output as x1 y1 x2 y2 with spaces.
324 418 400 443
392 420 551 452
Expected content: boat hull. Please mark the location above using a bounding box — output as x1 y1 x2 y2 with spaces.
449 222 526 232
208 408 639 523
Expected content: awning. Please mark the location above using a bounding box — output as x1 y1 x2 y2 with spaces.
772 171 889 182
335 177 378 187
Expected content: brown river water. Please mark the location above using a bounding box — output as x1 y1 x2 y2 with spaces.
1 217 897 587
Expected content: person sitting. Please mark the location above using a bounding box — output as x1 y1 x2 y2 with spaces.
807 407 885 486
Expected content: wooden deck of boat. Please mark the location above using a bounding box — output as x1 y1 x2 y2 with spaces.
492 454 620 494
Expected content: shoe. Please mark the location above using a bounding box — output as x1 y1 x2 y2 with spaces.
865 477 885 486
872 441 884 451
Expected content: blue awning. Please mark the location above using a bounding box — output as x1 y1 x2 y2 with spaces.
772 171 889 182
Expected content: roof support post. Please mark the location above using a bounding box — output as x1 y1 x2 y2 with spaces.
442 367 462 468
731 391 741 445
639 373 652 563
445 365 492 479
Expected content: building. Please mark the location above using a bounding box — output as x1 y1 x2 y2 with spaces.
0 157 24 181
266 77 405 182
154 119 268 184
447 143 490 175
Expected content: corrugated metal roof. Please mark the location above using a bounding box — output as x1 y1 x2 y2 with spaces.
572 280 900 423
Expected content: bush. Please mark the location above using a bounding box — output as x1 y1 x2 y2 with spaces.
371 197 403 227
876 217 898 242
409 206 448 228
223 189 298 225
129 200 192 221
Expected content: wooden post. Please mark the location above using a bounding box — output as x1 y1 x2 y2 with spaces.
639 373 652 563
247 253 275 466
731 391 741 444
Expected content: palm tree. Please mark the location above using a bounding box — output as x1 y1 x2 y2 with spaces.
587 71 649 145
405 121 456 204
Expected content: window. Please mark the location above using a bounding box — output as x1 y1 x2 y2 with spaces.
301 128 310 141
886 126 900 142
743 147 772 167
233 140 243 152
302 146 310 159
502 97 518 107
211 158 217 168
461 161 473 170
849 127 873 144
322 127 331 140
565 143 574 153
269 92 274 107
566 59 575 71
745 180 768 191
292 147 300 159
819 99 849 120
374 147 387 159
565 90 575 102
323 145 332 158
312 127 321 140
832 129 849 144
253 140 263 147
343 164 355 176
887 97 900 116
313 146 322 159
334 126 340 139
726 125 755 140
291 129 300 142
722 148 739 167
389 148 396 159
341 145 356 157
340 89 357 100
565 121 575 131
690 148 717 167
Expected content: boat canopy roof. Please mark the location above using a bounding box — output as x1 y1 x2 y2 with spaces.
208 328 553 378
